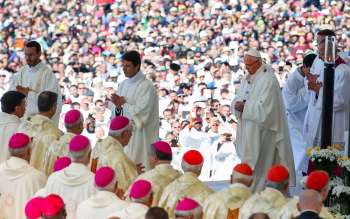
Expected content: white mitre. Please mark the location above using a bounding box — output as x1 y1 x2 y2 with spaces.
245 48 262 58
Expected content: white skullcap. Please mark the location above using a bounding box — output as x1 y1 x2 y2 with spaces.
245 49 261 58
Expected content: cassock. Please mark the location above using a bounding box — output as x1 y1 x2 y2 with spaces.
231 64 295 192
239 187 289 219
282 67 309 175
43 163 96 219
92 136 138 193
18 114 63 173
124 163 181 206
158 172 214 218
112 71 159 170
0 157 47 219
203 183 252 219
277 196 334 219
43 132 75 176
76 190 128 219
9 61 62 125
0 112 21 163
303 57 350 148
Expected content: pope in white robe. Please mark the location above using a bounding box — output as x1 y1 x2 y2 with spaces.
232 49 295 192
9 61 62 125
110 51 159 170
282 65 311 176
303 56 350 148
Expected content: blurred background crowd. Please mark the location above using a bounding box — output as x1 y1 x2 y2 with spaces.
0 0 350 180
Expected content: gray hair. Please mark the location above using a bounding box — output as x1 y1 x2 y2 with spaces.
69 146 91 162
96 175 117 192
131 192 152 205
181 160 202 174
8 145 30 156
265 179 289 192
175 205 203 219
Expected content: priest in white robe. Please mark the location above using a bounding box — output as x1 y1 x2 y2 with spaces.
0 91 26 163
43 135 96 219
18 91 63 173
303 30 350 149
282 53 317 176
9 41 62 125
76 167 128 219
0 133 47 219
109 51 159 170
232 49 295 192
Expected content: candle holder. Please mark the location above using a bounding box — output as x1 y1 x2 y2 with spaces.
324 36 336 64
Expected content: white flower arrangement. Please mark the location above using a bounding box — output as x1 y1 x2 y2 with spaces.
338 158 350 172
332 185 350 197
310 147 343 162
329 176 344 188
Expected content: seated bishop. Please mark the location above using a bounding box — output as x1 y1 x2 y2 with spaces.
43 109 84 176
124 140 181 206
18 91 63 173
239 165 291 219
43 135 96 219
91 116 139 195
76 166 129 219
203 163 253 219
0 133 47 219
158 150 214 218
278 170 334 219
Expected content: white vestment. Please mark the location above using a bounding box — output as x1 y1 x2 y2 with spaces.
43 163 96 219
112 71 159 170
303 57 350 148
9 61 62 125
108 202 149 219
76 190 128 219
0 112 21 163
0 157 47 219
282 68 309 175
232 64 295 192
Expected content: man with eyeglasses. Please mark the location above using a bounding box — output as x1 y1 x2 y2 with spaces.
231 48 295 192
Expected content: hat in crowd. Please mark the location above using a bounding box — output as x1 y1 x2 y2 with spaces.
95 166 115 188
245 48 261 58
25 197 44 219
53 156 71 172
266 165 289 183
306 170 329 191
42 194 65 218
233 163 253 177
170 63 181 71
8 133 30 149
182 150 204 166
109 116 132 135
175 197 202 217
69 135 90 152
152 140 172 155
64 109 82 127
193 117 203 124
130 179 152 199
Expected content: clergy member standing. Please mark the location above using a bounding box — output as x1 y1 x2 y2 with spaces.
124 141 181 206
109 179 152 219
232 48 295 192
0 91 26 163
303 29 350 148
175 198 203 219
76 167 128 219
91 116 139 194
159 150 214 218
18 91 63 173
282 53 317 176
110 50 159 170
43 109 84 176
278 170 334 219
9 41 62 125
203 163 253 219
41 194 67 219
0 133 47 219
239 165 291 219
43 135 96 219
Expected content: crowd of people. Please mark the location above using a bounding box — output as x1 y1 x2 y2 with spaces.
0 0 350 218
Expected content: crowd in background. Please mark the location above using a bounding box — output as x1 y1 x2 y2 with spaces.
0 0 350 180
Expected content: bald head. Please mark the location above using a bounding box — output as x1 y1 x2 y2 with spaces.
248 213 270 219
298 189 323 213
